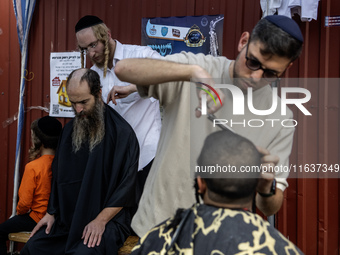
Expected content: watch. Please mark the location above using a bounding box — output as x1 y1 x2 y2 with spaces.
258 179 276 197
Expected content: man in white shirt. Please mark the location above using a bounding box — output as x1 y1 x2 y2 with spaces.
75 16 162 199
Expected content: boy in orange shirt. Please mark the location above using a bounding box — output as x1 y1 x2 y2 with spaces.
0 116 62 255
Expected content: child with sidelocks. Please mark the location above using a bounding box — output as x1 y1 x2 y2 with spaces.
0 116 62 255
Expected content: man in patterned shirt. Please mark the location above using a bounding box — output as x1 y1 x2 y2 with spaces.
131 130 304 255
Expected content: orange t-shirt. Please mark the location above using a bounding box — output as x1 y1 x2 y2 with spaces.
16 154 54 223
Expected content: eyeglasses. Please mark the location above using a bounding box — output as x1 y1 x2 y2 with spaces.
79 40 99 54
245 43 279 82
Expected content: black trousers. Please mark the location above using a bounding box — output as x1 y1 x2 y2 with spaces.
0 214 36 255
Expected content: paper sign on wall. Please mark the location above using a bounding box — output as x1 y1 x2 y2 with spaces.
49 52 83 118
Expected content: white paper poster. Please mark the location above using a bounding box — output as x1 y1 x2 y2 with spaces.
49 52 83 118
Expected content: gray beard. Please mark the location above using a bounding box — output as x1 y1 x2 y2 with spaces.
72 98 105 153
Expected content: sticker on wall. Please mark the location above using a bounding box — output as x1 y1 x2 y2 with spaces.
325 16 340 27
142 15 224 56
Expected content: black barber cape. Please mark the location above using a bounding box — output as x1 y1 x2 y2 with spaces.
28 105 139 254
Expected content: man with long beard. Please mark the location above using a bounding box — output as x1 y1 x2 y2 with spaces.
21 68 139 255
75 16 162 199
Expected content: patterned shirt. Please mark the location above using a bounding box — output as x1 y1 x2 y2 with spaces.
131 204 304 255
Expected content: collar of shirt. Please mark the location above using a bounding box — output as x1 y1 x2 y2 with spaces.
112 40 123 68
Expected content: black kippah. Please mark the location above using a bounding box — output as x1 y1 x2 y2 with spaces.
75 15 103 33
31 116 62 149
38 116 62 137
264 15 304 43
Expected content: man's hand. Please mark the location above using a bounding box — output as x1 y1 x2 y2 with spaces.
107 84 137 105
255 146 283 216
195 85 225 118
30 213 55 237
81 207 122 248
256 146 279 193
191 67 225 118
82 218 106 248
257 146 279 168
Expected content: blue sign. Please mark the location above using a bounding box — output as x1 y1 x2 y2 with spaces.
161 27 168 36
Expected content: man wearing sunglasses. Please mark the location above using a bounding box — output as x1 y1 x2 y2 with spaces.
114 15 303 238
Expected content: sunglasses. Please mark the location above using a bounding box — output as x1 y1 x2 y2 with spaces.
245 43 279 82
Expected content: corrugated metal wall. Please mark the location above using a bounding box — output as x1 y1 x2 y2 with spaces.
0 0 339 254
0 0 22 227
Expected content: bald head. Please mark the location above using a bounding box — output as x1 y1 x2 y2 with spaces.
67 68 102 97
197 130 261 175
197 130 261 201
67 68 87 88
